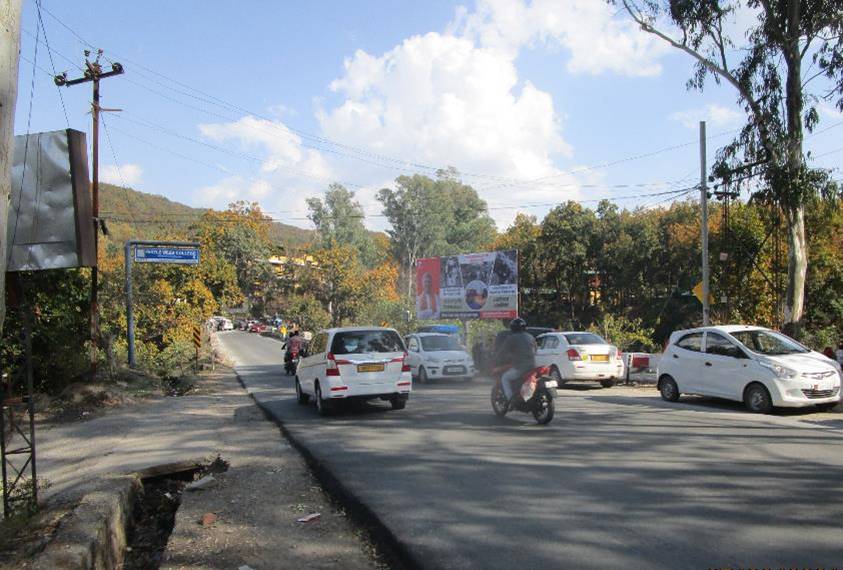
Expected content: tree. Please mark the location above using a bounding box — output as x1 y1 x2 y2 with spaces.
617 0 843 333
306 183 379 266
377 171 496 296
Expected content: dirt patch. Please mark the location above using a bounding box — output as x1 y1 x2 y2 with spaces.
0 502 74 569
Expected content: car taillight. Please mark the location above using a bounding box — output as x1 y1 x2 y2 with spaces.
401 352 411 373
616 348 622 360
326 352 340 376
567 348 581 361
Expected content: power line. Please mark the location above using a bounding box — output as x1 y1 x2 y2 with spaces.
34 1 69 127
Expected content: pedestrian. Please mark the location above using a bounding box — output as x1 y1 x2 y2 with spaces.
822 346 835 360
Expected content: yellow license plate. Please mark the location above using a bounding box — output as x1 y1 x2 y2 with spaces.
590 355 609 362
357 363 385 373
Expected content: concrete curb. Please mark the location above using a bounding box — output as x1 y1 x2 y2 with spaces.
232 370 421 570
31 475 139 570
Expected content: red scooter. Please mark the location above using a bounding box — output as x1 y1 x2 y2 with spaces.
490 366 557 425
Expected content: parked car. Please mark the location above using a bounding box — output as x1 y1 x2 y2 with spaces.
295 327 411 415
657 325 842 414
475 326 557 374
535 331 624 388
247 321 266 333
405 333 475 383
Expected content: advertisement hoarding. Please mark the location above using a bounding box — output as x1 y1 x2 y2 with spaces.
415 250 518 320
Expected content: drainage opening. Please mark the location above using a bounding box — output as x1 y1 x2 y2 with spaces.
125 458 229 569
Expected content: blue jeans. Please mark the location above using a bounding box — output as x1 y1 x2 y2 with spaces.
501 368 523 400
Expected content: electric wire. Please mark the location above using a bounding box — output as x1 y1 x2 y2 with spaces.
34 1 70 128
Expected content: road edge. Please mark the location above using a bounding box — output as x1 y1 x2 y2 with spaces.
232 370 423 570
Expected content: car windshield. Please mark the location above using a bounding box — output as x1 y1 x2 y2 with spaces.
330 330 405 354
564 333 606 345
420 335 462 351
730 330 809 355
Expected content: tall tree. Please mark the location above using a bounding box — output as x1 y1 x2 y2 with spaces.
377 170 496 295
617 0 843 333
306 183 378 266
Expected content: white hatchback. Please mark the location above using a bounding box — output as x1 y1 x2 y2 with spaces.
657 325 842 413
405 333 475 383
295 327 412 415
535 332 625 388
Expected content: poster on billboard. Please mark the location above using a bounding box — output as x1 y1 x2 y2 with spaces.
415 250 518 320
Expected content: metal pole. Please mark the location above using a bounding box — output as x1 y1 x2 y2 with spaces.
700 121 710 326
125 241 136 368
89 77 100 377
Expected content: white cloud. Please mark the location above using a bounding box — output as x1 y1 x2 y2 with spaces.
452 0 667 76
101 163 142 186
670 104 743 130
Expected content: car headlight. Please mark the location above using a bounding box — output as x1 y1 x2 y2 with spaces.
760 361 799 380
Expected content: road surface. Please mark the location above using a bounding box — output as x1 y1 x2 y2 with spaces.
220 331 843 569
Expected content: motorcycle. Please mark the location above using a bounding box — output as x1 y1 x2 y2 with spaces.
284 349 300 376
490 366 557 425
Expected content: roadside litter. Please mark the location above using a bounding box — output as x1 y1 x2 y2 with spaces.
297 512 321 523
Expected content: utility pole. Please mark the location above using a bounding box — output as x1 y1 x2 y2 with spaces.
0 0 23 337
700 121 710 326
55 50 124 378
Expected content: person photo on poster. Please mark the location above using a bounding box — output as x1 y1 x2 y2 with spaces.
416 271 440 319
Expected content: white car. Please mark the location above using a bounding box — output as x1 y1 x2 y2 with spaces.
295 327 412 415
657 325 842 413
405 333 475 383
535 332 624 388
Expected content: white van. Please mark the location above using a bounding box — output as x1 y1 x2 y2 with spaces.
295 327 412 415
657 325 841 413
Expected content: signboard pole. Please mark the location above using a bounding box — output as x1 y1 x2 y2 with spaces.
125 242 136 368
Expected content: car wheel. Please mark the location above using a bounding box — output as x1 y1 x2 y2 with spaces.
295 378 309 405
315 383 332 416
418 367 428 384
744 383 773 414
659 376 680 402
390 396 407 410
600 379 616 388
549 366 566 386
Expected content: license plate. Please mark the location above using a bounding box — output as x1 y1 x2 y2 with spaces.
357 363 384 373
444 366 466 375
590 355 609 362
544 380 558 388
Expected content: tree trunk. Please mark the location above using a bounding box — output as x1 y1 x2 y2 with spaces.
0 0 22 337
782 204 807 329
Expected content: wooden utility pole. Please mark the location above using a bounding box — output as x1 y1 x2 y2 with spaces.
55 50 123 377
0 0 22 337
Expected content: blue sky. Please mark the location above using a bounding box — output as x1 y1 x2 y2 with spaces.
15 0 843 231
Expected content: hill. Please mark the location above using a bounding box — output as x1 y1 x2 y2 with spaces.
99 183 314 247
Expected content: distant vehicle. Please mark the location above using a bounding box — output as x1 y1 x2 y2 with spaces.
295 327 411 415
417 324 460 336
535 332 624 388
657 325 842 414
405 333 475 383
209 316 234 331
248 321 266 333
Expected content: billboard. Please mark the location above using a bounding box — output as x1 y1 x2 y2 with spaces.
415 250 518 320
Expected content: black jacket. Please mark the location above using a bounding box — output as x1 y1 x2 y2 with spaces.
499 331 537 372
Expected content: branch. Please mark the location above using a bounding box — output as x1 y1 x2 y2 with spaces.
621 0 777 161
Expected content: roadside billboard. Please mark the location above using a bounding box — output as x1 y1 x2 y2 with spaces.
415 250 518 320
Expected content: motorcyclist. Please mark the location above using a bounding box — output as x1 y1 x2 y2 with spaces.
285 330 304 366
498 317 537 404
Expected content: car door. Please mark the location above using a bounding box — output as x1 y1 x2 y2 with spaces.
670 332 705 394
299 332 326 394
405 336 421 375
536 334 560 369
702 332 752 401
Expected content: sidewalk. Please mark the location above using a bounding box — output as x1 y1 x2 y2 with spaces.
28 368 383 569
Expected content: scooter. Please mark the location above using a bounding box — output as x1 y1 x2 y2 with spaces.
491 366 557 425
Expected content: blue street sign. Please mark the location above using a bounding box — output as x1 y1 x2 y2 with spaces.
133 245 200 265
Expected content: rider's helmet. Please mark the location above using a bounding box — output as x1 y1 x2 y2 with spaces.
509 317 527 332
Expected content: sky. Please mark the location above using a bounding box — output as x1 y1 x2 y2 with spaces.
14 0 843 232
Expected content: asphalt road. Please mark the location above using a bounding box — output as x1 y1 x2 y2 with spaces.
220 331 843 569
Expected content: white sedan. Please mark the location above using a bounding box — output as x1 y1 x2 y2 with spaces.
405 333 475 383
535 332 624 388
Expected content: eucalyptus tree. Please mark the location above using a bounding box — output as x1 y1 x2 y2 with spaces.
617 0 842 332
